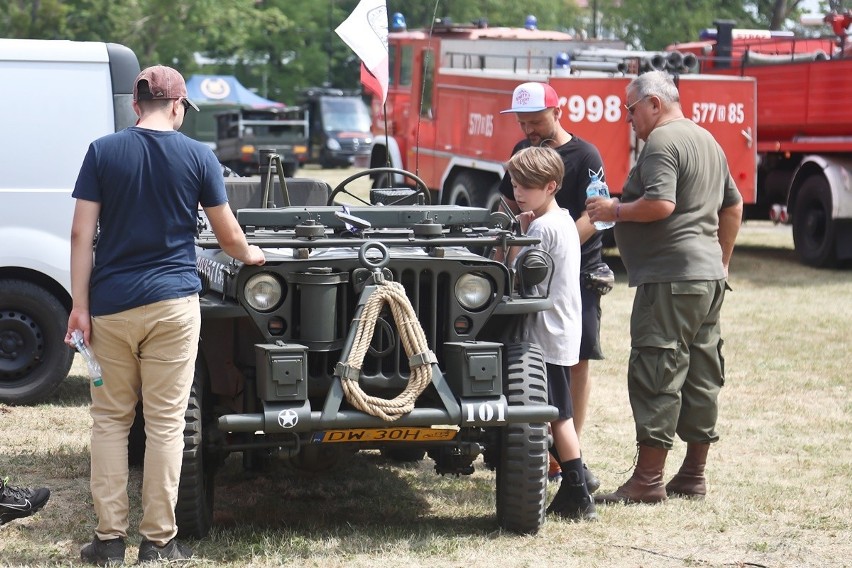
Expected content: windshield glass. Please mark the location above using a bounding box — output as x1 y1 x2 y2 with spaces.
320 97 372 132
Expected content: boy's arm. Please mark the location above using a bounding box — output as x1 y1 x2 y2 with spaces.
499 211 535 266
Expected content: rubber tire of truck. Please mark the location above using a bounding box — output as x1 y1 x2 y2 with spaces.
793 175 837 268
0 280 73 405
494 342 549 534
444 172 486 207
176 359 217 538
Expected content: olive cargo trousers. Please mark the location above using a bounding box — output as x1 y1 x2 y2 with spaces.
627 280 727 449
89 295 200 545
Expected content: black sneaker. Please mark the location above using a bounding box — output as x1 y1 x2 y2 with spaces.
80 536 126 566
555 495 600 522
0 477 50 525
138 538 193 563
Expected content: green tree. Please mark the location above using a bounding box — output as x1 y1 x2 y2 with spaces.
597 0 814 49
0 0 836 104
0 0 70 38
386 0 581 32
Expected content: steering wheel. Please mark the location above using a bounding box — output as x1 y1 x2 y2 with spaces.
327 167 432 206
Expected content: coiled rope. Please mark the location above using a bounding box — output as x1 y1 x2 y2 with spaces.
338 280 435 421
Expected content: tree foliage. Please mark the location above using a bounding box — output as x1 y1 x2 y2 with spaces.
597 0 816 50
0 0 838 101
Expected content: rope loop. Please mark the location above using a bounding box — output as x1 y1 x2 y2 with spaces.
338 281 433 421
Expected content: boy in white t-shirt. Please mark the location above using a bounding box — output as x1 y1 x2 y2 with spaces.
505 146 597 521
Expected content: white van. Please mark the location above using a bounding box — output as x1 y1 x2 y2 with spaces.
0 39 140 404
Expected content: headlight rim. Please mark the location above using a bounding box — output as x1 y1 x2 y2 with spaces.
454 272 494 312
243 272 284 312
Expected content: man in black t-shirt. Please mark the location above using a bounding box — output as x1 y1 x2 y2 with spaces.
498 82 607 492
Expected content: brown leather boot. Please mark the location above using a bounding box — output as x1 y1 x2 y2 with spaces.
665 442 710 499
595 444 668 504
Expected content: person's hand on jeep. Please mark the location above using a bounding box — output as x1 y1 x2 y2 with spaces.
242 245 266 266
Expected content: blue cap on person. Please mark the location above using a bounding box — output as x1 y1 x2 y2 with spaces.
133 65 199 111
500 82 559 114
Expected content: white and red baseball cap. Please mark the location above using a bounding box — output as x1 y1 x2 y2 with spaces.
500 82 559 114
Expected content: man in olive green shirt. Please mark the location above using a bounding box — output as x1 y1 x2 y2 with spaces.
587 71 743 504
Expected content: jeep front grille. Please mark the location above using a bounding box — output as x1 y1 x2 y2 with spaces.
239 257 505 397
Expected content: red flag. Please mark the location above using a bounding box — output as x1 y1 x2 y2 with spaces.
360 63 383 100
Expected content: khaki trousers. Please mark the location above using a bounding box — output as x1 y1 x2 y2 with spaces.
627 280 727 449
89 295 200 545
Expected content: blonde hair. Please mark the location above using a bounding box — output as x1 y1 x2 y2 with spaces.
505 146 564 192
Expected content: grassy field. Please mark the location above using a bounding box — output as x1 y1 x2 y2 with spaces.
2 215 850 567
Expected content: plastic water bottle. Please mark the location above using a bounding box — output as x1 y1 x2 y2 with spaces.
71 329 103 387
586 175 615 230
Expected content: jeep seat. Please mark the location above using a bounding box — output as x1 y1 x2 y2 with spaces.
224 177 331 210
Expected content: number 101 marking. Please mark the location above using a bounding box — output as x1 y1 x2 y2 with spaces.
463 401 507 423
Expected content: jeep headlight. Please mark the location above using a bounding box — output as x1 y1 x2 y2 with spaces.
244 273 283 312
326 138 342 151
455 273 493 311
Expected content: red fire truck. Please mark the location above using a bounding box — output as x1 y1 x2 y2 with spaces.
367 19 757 232
666 15 852 267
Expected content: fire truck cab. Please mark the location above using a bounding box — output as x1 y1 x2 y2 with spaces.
369 19 757 215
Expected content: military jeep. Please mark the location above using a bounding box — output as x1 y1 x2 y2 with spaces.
178 168 557 537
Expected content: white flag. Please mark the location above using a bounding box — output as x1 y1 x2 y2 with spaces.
335 0 389 104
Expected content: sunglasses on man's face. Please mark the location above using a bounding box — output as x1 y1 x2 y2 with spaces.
180 99 193 112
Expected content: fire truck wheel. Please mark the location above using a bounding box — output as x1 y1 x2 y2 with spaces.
176 359 218 538
793 175 837 267
446 172 500 210
0 279 73 405
495 342 548 534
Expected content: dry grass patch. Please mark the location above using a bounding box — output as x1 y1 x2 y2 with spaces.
2 221 850 567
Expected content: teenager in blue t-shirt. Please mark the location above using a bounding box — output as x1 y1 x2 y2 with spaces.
67 66 265 566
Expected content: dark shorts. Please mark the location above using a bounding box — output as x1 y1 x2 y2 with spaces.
578 284 604 361
546 363 574 420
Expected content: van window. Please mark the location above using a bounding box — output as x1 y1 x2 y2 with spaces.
320 97 372 132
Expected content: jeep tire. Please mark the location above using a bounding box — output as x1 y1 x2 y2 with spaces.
495 342 549 534
176 359 217 538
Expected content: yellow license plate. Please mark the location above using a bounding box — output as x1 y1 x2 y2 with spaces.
314 427 457 443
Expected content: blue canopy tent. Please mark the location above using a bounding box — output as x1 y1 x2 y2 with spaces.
181 75 284 147
185 75 283 108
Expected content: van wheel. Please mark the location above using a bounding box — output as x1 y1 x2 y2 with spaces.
0 280 73 404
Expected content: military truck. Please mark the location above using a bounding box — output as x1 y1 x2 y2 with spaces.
299 87 373 168
215 106 309 177
176 168 558 536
